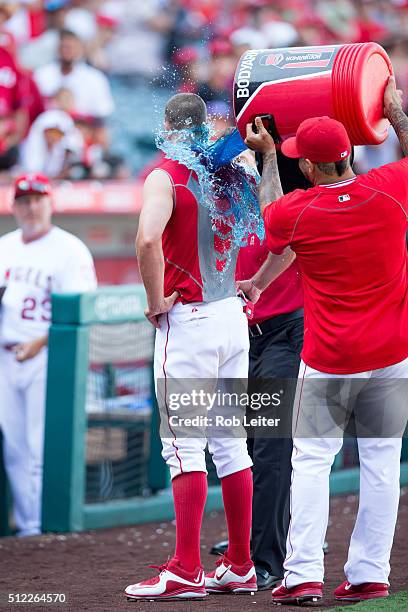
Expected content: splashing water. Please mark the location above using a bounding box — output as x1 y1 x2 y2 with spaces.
155 124 264 273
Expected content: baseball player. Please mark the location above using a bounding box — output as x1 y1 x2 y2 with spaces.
0 174 96 536
125 93 283 601
243 75 408 605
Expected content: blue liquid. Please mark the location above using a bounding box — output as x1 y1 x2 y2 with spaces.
156 125 265 274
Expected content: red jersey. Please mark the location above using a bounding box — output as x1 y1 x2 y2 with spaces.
157 158 238 304
236 234 303 325
264 159 408 374
0 47 22 117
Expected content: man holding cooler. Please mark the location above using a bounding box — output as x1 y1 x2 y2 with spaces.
244 76 408 605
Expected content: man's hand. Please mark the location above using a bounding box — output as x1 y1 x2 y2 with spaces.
236 280 262 304
245 117 276 154
384 75 404 119
145 291 179 328
382 75 408 157
13 336 47 362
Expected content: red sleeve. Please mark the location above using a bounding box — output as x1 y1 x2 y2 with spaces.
361 157 408 216
263 196 293 255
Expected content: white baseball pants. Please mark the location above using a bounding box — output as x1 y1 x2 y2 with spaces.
154 296 253 480
284 357 408 587
0 347 47 536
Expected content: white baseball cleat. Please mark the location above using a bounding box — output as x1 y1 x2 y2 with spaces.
125 559 207 601
205 556 258 594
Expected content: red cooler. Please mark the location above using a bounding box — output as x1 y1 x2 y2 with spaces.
233 43 393 146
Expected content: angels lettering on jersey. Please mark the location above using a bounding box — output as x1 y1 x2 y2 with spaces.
3 266 53 322
0 226 97 345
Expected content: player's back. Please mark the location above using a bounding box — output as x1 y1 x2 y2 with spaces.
269 159 408 373
155 157 239 304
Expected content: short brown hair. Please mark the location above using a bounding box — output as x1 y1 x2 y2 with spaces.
165 93 207 130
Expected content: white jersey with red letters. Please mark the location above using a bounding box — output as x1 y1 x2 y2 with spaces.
0 225 96 536
0 225 97 344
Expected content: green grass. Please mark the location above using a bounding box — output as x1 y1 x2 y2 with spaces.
328 591 408 611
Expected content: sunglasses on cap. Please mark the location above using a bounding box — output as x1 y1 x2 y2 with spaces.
15 180 50 197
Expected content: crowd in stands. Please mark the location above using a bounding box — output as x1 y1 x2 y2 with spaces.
0 0 124 180
0 0 407 180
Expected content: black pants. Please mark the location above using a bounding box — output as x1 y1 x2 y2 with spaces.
246 314 304 577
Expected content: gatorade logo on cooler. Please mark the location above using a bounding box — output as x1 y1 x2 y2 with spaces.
260 53 284 67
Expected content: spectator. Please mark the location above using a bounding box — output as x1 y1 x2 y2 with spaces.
316 0 361 43
34 28 114 118
102 0 176 77
354 1 389 43
86 2 122 72
0 0 44 47
0 39 28 170
68 112 128 180
296 15 332 46
230 27 268 61
18 0 70 71
172 46 199 93
197 40 235 104
259 10 299 47
64 4 96 44
229 2 298 59
164 0 211 64
0 31 44 130
20 108 83 177
0 2 22 42
388 38 408 110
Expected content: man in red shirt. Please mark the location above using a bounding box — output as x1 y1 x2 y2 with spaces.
244 76 408 605
125 93 257 601
0 44 28 169
0 31 44 130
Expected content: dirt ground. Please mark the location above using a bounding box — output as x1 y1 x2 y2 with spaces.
0 489 407 612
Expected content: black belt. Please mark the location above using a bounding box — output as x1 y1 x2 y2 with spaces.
249 308 304 338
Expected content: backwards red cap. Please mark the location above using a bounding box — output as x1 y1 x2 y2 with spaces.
281 116 351 163
14 174 52 199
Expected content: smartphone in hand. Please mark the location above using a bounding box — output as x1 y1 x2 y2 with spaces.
237 289 254 320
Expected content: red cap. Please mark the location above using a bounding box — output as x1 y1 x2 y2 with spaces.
209 39 233 57
281 116 351 163
96 13 120 29
14 174 52 199
173 46 199 65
